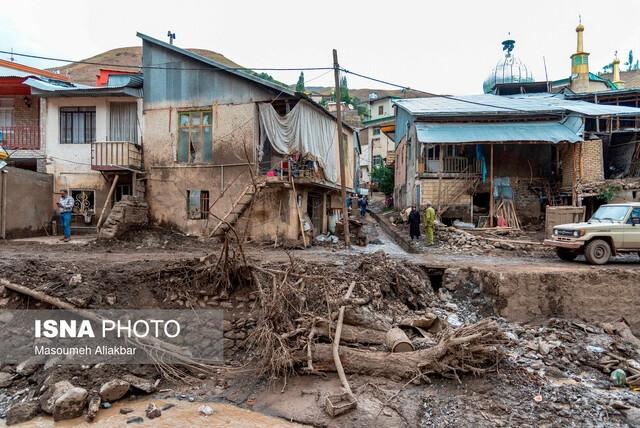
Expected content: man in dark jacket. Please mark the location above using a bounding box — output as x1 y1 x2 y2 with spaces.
408 206 421 240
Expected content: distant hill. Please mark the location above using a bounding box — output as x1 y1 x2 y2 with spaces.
49 46 242 86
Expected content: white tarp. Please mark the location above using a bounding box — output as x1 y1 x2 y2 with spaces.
259 100 338 183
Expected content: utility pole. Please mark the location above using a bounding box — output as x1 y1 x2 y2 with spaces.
333 49 351 248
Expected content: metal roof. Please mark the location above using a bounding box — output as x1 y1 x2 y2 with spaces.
24 77 141 98
415 115 583 144
394 93 640 118
136 32 295 97
0 59 70 81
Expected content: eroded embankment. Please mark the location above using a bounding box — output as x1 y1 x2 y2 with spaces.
440 265 640 334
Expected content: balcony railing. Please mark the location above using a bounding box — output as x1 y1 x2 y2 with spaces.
0 126 41 150
91 141 142 171
424 157 483 175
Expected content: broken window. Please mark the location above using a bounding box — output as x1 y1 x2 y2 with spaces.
178 110 213 164
187 190 210 220
60 107 96 144
378 106 384 115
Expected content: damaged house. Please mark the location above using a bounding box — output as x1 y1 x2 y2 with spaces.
393 94 640 227
138 33 356 242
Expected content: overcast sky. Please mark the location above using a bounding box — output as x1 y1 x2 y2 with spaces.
2 0 639 95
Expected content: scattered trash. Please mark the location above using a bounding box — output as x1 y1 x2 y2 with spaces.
611 369 627 387
534 394 543 403
325 392 357 417
586 345 605 353
199 405 214 416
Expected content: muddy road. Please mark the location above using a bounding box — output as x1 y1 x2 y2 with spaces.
0 229 640 427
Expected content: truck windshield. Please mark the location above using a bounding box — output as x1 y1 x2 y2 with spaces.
590 206 629 222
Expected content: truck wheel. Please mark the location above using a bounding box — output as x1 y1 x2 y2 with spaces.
584 239 611 265
556 248 578 261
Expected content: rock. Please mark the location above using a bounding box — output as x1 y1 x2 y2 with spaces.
40 380 74 414
68 273 83 287
105 295 117 305
199 405 214 416
99 379 130 402
127 416 144 424
120 407 134 414
122 375 157 394
538 340 552 356
6 401 39 425
101 402 112 409
53 387 88 421
85 396 101 422
161 403 175 411
16 356 42 376
145 402 161 419
0 372 13 387
624 407 640 427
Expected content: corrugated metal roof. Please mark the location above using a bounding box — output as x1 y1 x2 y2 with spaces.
415 115 583 144
24 78 141 98
395 93 640 117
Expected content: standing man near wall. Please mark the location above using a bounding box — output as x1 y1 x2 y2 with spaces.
424 201 436 246
57 190 74 242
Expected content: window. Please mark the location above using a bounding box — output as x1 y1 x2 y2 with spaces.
110 102 138 143
373 127 381 136
187 190 210 220
373 155 382 166
60 107 96 144
628 208 640 224
0 98 14 127
378 105 384 115
178 110 213 163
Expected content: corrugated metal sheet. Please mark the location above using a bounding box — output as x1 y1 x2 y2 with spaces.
23 78 141 98
395 93 640 117
415 115 583 144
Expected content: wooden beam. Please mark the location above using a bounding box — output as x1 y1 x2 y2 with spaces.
489 144 494 227
96 174 119 231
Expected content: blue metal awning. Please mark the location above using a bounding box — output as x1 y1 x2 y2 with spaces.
416 116 583 144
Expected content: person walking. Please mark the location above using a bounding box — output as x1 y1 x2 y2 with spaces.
424 201 436 246
57 189 74 242
408 206 421 240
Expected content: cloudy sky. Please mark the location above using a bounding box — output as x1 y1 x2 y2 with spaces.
1 0 639 94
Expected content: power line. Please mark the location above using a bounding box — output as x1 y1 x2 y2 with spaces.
0 49 334 73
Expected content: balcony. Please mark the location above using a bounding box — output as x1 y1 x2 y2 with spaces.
0 126 41 150
91 141 142 171
421 156 483 177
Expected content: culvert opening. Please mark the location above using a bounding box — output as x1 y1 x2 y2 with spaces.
422 267 445 292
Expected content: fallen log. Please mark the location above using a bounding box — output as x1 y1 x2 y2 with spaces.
315 321 386 345
305 319 506 380
385 327 414 353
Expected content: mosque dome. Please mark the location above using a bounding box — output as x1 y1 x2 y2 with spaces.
483 39 534 93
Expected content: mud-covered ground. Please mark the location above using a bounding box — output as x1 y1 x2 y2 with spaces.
1 228 640 427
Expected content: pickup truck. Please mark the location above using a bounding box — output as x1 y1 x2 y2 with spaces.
544 203 640 265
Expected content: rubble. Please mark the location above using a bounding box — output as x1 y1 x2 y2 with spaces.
99 378 130 401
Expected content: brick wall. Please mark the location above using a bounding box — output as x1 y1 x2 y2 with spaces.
511 177 543 223
10 95 39 127
98 195 149 239
561 140 604 189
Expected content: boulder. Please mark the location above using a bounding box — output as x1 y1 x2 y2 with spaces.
53 387 88 421
16 356 42 376
6 401 39 426
99 379 130 402
39 380 73 414
0 371 13 388
122 374 157 394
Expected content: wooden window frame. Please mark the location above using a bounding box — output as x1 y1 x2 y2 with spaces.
59 107 96 144
177 109 213 164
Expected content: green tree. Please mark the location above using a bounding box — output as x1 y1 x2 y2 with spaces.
626 50 638 71
295 71 305 93
339 75 350 103
371 165 394 196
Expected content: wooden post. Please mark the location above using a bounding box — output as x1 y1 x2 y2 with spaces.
96 175 119 230
333 49 350 248
489 144 494 227
572 144 578 206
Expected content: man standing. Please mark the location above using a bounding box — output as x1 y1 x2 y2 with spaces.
358 196 368 217
408 206 421 240
424 201 436 246
57 189 74 242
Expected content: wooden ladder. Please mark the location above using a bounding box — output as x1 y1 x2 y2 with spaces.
209 183 259 237
438 167 479 217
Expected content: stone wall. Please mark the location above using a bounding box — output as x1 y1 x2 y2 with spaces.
98 196 148 239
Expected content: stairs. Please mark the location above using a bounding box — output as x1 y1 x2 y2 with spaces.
438 166 480 216
209 183 262 237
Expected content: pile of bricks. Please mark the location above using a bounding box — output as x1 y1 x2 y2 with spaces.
98 196 149 239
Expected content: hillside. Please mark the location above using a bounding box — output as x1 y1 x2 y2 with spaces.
305 86 425 100
49 46 242 85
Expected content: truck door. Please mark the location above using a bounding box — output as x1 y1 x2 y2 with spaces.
624 207 640 248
